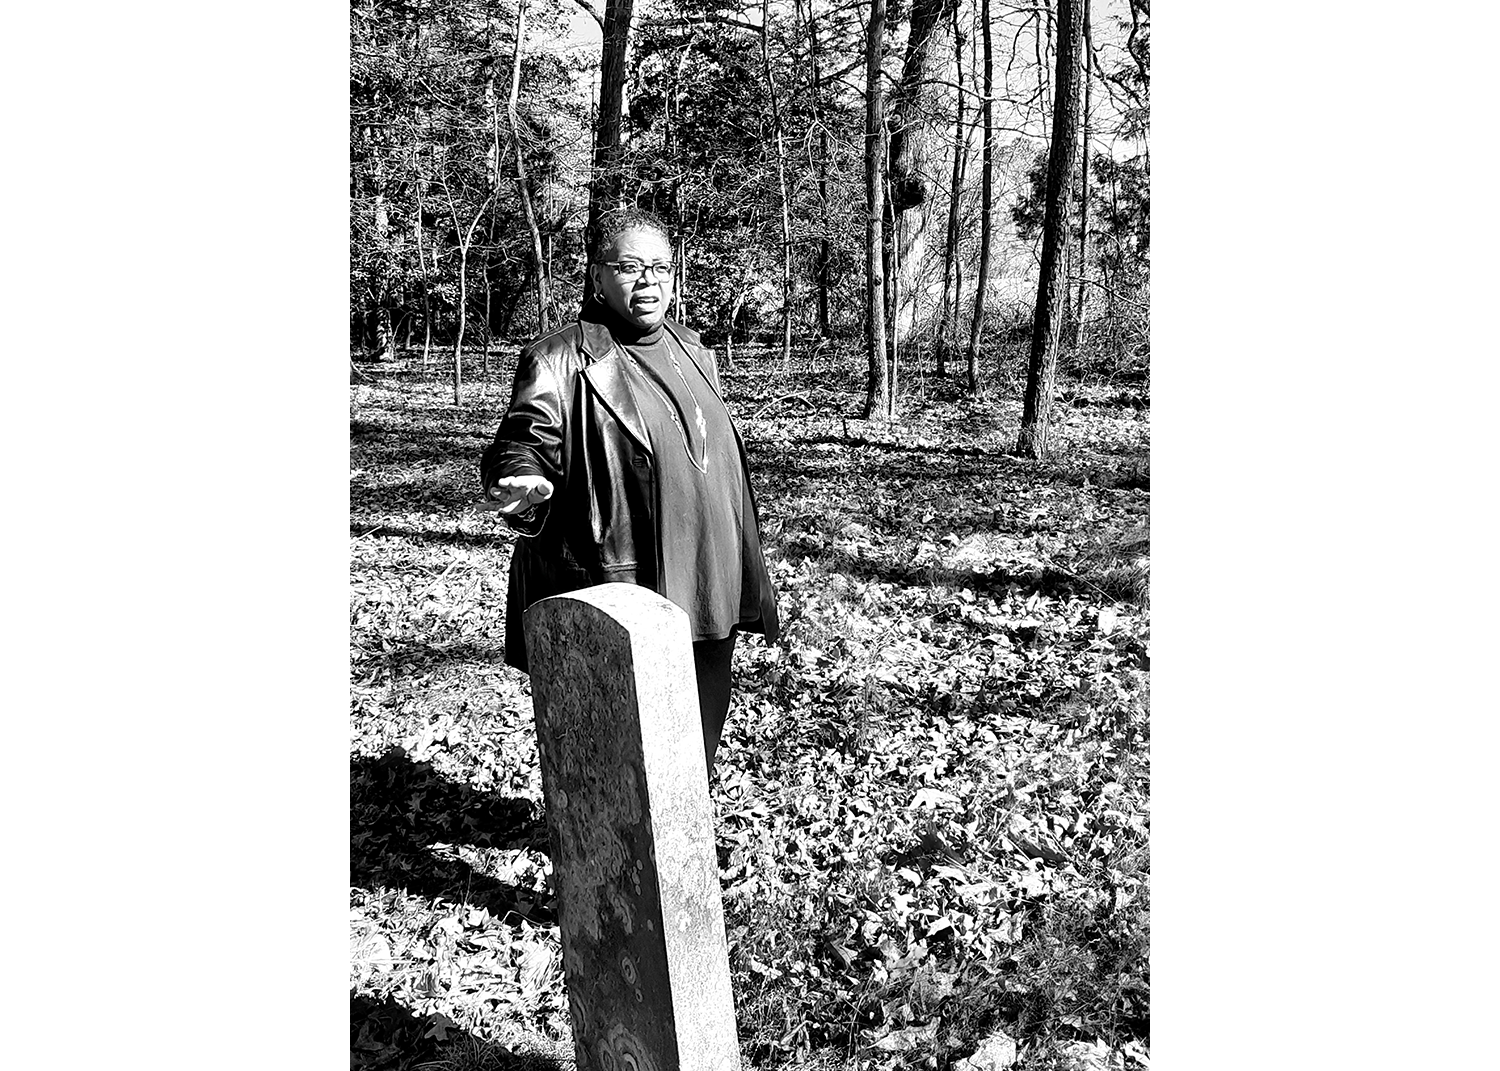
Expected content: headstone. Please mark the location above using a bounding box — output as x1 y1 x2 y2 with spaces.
523 583 740 1071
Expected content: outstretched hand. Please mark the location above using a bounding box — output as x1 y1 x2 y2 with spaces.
482 475 555 515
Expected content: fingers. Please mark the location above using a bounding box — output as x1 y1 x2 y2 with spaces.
484 475 554 514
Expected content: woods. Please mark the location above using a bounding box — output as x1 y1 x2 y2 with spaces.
351 1 1149 1068
351 0 1150 448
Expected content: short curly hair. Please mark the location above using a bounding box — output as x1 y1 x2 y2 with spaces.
591 208 672 262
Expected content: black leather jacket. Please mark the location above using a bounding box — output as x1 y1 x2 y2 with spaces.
481 309 780 671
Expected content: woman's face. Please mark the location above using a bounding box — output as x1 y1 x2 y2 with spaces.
592 227 674 330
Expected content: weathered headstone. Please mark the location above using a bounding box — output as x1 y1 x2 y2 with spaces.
523 583 740 1071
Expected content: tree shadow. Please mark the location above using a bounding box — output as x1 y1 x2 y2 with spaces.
778 540 1087 602
353 639 509 681
351 747 553 923
348 474 492 518
350 522 514 549
351 990 570 1071
748 440 1008 488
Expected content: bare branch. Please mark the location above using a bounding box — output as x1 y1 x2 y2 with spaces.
655 15 764 35
570 0 605 29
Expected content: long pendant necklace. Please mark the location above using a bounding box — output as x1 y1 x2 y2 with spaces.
623 339 709 473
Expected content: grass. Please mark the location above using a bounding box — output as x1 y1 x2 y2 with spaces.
350 340 1150 1071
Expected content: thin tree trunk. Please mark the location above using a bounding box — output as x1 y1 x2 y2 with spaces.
367 119 395 362
482 263 492 373
483 24 497 372
937 5 967 377
508 0 550 334
882 173 896 405
667 35 698 322
444 182 495 407
727 288 747 367
583 0 635 307
963 0 995 393
363 0 396 363
1068 0 1092 350
407 22 433 373
862 0 889 418
760 0 794 371
1018 0 1082 458
1105 159 1121 357
418 186 434 372
882 186 894 414
417 183 433 371
1037 0 1053 119
799 0 833 340
816 125 832 340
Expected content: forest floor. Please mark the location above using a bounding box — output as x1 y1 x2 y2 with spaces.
350 341 1150 1071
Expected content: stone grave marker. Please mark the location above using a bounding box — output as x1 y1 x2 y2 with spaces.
523 582 740 1071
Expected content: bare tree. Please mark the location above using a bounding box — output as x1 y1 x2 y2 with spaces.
1067 0 1091 350
441 174 494 406
885 0 960 349
507 0 550 334
798 0 834 340
963 0 995 393
1017 0 1082 458
759 0 794 370
936 1 968 377
413 157 434 373
583 0 636 306
862 0 889 418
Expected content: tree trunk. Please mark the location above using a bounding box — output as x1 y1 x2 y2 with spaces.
1017 0 1082 458
882 175 896 404
508 0 550 335
816 125 832 340
666 36 698 323
583 0 636 307
726 288 747 368
1036 0 1053 119
885 0 959 347
937 5 968 377
882 193 894 420
1067 0 1092 350
759 0 794 371
963 0 995 393
367 115 396 363
446 185 494 407
412 118 434 374
799 0 833 340
362 1 396 364
862 0 889 419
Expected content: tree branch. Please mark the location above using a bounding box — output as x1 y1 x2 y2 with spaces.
570 0 605 29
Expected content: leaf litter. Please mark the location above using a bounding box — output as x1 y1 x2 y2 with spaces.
351 347 1149 1070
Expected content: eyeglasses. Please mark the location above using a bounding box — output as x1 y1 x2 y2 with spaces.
603 259 675 283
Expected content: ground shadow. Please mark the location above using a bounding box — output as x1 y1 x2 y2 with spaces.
350 522 514 548
778 540 1090 602
351 990 570 1071
351 747 552 922
355 638 509 681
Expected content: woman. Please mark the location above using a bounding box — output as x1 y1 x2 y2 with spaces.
480 209 779 773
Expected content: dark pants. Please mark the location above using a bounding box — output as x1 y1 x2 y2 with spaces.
692 632 737 775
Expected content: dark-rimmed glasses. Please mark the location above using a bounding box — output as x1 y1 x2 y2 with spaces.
603 259 675 283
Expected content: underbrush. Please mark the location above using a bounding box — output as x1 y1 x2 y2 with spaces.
351 345 1150 1070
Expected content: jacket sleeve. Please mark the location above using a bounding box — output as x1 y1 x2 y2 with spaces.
480 341 569 537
